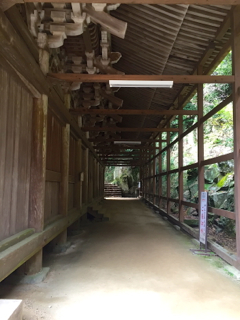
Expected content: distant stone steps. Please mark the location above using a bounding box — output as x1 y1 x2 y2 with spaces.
104 184 122 197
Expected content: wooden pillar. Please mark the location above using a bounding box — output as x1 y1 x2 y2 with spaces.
29 96 47 232
179 113 184 222
96 162 100 198
167 130 171 214
101 166 105 197
88 153 92 202
83 147 89 203
142 164 145 199
60 94 70 216
198 67 204 220
153 146 156 205
158 135 162 209
147 158 150 201
75 139 82 209
26 36 49 274
60 123 70 216
232 6 240 266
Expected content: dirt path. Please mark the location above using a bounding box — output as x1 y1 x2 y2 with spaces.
1 198 240 320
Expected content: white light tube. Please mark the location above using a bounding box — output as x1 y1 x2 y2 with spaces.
109 80 173 88
114 141 141 145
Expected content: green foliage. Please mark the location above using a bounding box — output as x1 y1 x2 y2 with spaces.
105 166 115 183
217 173 231 188
204 51 232 115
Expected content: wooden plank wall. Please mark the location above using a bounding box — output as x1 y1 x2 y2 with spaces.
68 134 77 210
0 64 33 241
0 9 105 281
44 109 62 224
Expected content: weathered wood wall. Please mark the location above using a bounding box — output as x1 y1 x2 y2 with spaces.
0 8 104 282
68 134 77 211
44 109 62 225
0 64 33 241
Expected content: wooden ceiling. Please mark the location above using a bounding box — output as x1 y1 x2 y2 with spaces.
10 2 233 166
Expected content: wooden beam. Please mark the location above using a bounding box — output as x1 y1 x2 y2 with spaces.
232 6 240 267
99 89 123 108
0 9 100 162
98 153 140 155
89 138 166 143
70 108 199 116
100 155 140 158
198 66 204 224
94 146 160 150
48 73 234 84
5 6 39 63
82 127 179 132
17 0 240 5
84 5 127 39
0 205 99 282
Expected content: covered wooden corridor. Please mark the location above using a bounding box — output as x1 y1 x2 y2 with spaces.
1 1 240 317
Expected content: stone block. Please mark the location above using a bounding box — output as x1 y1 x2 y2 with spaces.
0 299 23 320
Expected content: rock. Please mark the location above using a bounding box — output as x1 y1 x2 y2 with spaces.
204 163 220 183
211 191 228 208
188 182 198 200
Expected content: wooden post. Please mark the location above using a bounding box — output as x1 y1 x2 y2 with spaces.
142 164 145 199
88 154 92 202
75 139 82 209
60 123 70 216
87 149 91 203
60 93 70 217
26 36 49 275
167 130 171 214
29 96 47 231
82 147 89 204
101 166 105 197
179 113 184 222
198 67 204 224
147 159 150 201
96 162 100 198
158 134 162 209
232 6 240 267
153 147 156 205
23 250 43 275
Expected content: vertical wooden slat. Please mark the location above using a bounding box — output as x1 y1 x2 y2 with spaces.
158 135 162 209
153 147 156 204
167 130 171 214
198 66 204 221
179 113 184 222
10 81 21 234
29 95 48 232
0 68 8 240
75 139 82 208
19 88 32 232
96 161 99 198
232 6 240 266
2 69 13 239
60 123 70 216
0 66 33 240
84 147 89 203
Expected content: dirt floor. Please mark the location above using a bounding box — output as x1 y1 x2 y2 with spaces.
1 198 240 320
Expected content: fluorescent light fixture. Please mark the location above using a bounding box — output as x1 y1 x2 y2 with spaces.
113 158 133 160
114 141 141 145
109 80 173 88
